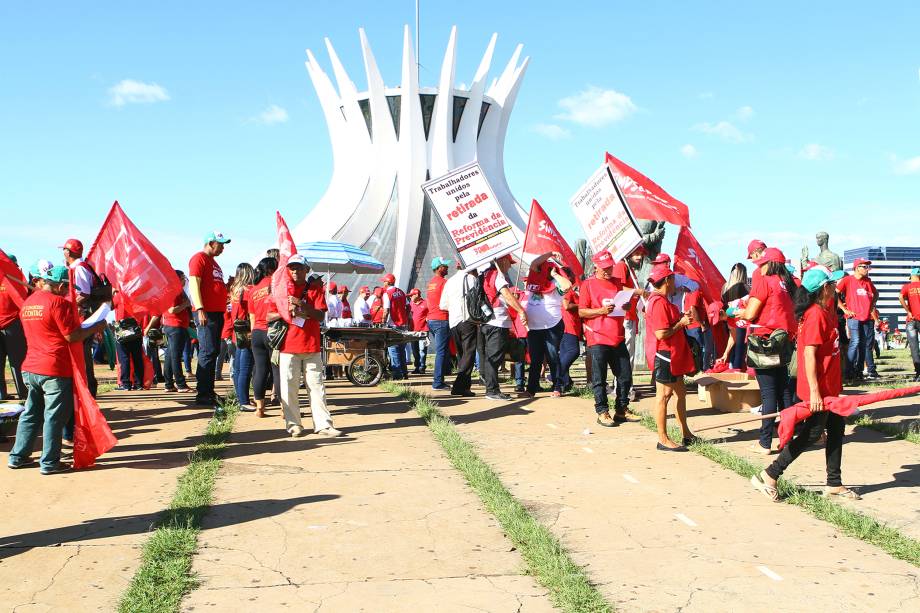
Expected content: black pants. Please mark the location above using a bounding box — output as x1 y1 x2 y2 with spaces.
163 325 189 388
754 367 790 449
0 319 27 399
251 329 273 401
84 336 97 397
478 325 508 395
766 411 845 487
147 340 163 382
588 343 632 414
195 311 224 403
116 338 145 387
450 321 480 394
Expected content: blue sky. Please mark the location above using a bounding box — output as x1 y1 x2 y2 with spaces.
2 1 918 277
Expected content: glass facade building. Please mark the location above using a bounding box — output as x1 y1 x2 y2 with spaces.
843 246 920 329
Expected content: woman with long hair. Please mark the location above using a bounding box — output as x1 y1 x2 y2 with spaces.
245 257 278 417
736 248 796 454
720 262 751 369
522 251 566 398
751 267 859 501
229 263 256 411
558 266 582 393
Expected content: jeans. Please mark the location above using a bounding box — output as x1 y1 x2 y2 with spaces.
754 366 789 450
513 360 525 388
232 346 254 405
0 319 27 399
730 327 747 370
83 336 97 398
907 320 920 372
250 329 273 401
411 338 428 372
766 411 845 486
526 320 564 393
183 336 194 374
559 333 581 390
9 373 73 470
846 319 877 377
686 327 714 371
388 343 409 380
478 324 508 395
163 325 189 388
195 311 224 403
428 319 451 388
588 343 632 413
450 321 480 394
216 337 229 380
146 340 163 382
116 338 145 388
279 352 332 431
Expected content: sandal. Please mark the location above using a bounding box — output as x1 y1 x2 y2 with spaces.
750 471 780 502
824 486 862 500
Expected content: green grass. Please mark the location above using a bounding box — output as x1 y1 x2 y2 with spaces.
383 382 613 613
117 397 239 613
629 407 920 567
854 414 920 445
97 382 117 395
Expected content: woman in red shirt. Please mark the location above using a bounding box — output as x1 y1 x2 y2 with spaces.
228 263 255 411
559 267 582 393
245 257 278 417
753 267 858 501
644 262 697 451
736 248 797 454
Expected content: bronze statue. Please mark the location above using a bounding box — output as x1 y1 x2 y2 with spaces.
815 232 843 271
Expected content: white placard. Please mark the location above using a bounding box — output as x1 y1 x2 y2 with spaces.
81 302 111 329
569 164 643 262
607 289 637 317
422 162 520 271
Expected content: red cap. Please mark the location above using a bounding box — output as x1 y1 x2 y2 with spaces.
652 253 671 266
338 285 349 293
380 273 396 284
60 238 84 256
407 288 421 297
853 258 872 268
648 264 674 284
591 249 615 269
327 281 337 293
747 239 767 258
373 287 384 297
754 247 786 266
359 285 370 293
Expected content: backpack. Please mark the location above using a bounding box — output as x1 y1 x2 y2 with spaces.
463 273 493 325
78 261 114 314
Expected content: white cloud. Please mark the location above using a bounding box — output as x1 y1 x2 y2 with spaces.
692 120 751 143
697 92 714 100
532 123 571 140
555 86 637 127
892 155 920 175
680 144 698 158
735 105 754 121
250 104 289 125
108 79 170 107
798 143 834 161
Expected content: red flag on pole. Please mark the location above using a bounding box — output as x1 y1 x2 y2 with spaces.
605 153 691 227
271 211 297 323
0 248 28 307
673 226 726 305
86 201 181 316
522 199 583 277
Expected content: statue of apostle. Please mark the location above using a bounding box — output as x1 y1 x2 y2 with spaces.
815 231 843 271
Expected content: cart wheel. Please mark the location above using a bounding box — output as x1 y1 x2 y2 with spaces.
347 355 384 386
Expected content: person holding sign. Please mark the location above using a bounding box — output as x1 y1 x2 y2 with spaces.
479 254 528 401
522 252 567 398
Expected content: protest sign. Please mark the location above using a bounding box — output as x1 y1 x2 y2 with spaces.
569 164 643 262
422 162 519 270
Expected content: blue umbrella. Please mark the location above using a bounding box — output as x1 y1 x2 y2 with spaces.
296 241 384 275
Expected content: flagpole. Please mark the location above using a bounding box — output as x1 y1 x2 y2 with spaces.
415 0 420 80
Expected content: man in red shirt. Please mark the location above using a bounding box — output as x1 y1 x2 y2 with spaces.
899 267 920 380
162 269 192 393
578 250 633 427
8 266 106 474
0 253 28 401
747 239 766 282
61 238 101 398
426 256 452 390
837 258 879 380
188 231 230 408
408 288 429 374
380 272 410 379
277 255 341 438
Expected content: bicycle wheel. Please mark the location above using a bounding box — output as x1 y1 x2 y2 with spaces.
347 354 384 386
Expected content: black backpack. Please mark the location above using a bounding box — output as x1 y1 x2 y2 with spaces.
462 273 493 325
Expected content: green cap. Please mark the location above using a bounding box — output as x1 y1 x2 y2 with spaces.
801 268 833 293
830 270 846 282
911 267 920 277
430 256 453 270
203 231 231 244
7 254 16 264
30 259 54 279
41 265 70 284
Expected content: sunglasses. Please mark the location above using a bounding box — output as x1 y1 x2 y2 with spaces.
857 265 870 269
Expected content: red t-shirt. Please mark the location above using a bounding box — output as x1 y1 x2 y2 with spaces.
578 277 625 347
684 290 706 330
280 282 325 354
0 281 22 329
645 293 695 376
243 278 273 331
562 288 583 338
341 297 352 320
749 274 796 338
385 286 409 327
221 297 235 340
796 303 842 402
189 251 228 312
161 290 191 328
20 290 79 377
611 261 639 322
900 282 920 320
426 275 448 321
837 275 876 321
410 298 429 332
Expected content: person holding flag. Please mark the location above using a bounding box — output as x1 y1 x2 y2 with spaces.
62 238 101 398
0 252 28 401
188 231 231 410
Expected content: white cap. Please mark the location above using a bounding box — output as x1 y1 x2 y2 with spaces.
286 254 308 266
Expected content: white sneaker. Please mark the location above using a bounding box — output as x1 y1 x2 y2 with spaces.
289 425 305 438
316 427 343 437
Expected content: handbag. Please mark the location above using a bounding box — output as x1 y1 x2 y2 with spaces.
114 317 142 344
146 327 165 347
266 319 288 350
233 319 252 349
746 328 791 370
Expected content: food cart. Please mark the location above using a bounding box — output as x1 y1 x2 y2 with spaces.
323 326 426 386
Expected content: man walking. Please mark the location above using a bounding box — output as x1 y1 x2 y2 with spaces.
479 254 527 401
188 231 230 408
899 267 920 381
440 266 480 397
380 273 409 379
426 256 452 390
408 288 429 374
837 258 879 381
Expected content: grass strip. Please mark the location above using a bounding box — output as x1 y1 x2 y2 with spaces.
117 398 239 613
383 382 613 613
854 414 920 445
629 408 920 567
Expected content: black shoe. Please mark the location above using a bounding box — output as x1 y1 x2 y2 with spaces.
115 385 131 391
451 389 475 397
656 442 688 452
8 459 37 469
864 372 880 380
431 384 450 391
164 385 177 392
613 412 631 423
485 392 512 401
514 385 525 393
40 462 72 475
682 435 703 446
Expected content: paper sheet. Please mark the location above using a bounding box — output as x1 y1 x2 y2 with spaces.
81 302 111 329
292 316 306 328
606 289 636 317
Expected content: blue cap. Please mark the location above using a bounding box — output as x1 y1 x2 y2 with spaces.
41 265 70 284
911 267 920 277
801 268 834 293
430 256 453 270
203 231 231 244
30 259 54 279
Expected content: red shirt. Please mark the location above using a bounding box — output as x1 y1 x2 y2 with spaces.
410 298 429 332
20 290 79 377
0 281 21 329
161 290 191 328
189 251 228 312
900 281 920 320
385 286 409 327
611 261 639 322
645 293 695 376
837 275 876 321
221 297 235 340
426 275 448 321
280 282 324 354
578 276 626 347
749 274 796 338
684 290 706 330
243 278 273 331
341 296 352 320
562 288 583 338
796 303 842 402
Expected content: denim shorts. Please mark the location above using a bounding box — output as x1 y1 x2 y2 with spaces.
654 350 678 384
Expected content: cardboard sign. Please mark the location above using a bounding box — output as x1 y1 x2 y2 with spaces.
422 162 519 270
569 164 643 262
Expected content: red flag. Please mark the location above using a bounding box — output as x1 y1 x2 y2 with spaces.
674 226 726 305
0 248 28 307
606 153 691 227
86 201 181 316
271 211 297 323
522 200 584 278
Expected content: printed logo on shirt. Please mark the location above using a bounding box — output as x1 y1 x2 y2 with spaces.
856 288 868 296
250 286 270 301
21 304 44 320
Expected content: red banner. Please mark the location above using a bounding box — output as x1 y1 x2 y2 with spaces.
522 199 584 278
605 153 691 227
86 201 181 315
674 226 726 305
0 248 28 307
271 211 297 323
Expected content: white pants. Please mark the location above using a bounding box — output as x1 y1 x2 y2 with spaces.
624 319 637 359
279 352 332 431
